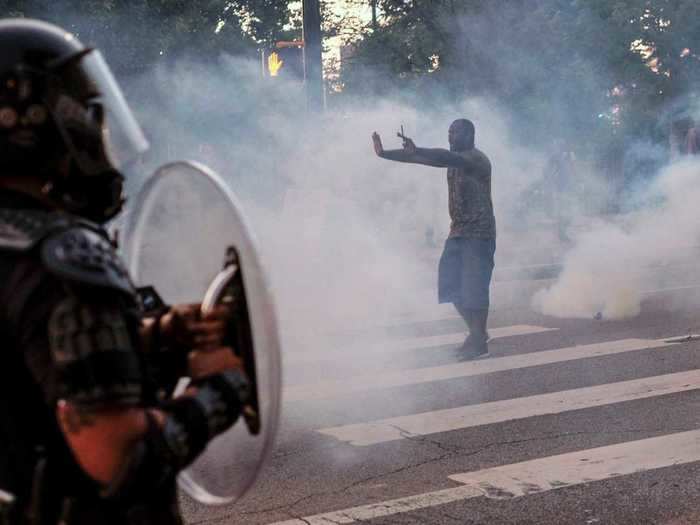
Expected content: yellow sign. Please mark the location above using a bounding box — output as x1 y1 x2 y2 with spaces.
268 52 284 77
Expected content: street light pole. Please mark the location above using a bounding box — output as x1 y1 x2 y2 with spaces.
302 0 324 112
371 0 378 31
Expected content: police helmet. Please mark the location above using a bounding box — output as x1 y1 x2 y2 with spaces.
0 19 148 221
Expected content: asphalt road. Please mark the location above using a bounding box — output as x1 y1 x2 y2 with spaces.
183 286 700 525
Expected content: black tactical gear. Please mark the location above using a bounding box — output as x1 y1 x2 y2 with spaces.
0 19 251 524
102 369 250 504
0 190 250 524
0 191 181 524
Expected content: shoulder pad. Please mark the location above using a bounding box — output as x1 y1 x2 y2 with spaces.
0 208 60 251
40 226 136 296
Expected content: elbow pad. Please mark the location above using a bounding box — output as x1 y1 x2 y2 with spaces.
101 369 251 503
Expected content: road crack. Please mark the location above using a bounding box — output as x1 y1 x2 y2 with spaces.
190 426 692 524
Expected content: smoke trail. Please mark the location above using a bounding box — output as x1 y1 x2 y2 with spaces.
534 158 700 319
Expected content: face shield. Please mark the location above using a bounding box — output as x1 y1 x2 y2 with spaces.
47 49 148 177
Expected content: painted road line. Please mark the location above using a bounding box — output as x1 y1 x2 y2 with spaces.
268 486 482 525
285 338 671 402
665 334 700 343
317 368 700 446
287 325 557 364
378 312 462 328
392 325 558 353
642 283 700 295
268 429 700 525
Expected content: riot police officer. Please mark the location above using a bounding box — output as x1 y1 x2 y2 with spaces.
0 19 250 524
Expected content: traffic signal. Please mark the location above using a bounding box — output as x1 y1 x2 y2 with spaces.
264 42 304 81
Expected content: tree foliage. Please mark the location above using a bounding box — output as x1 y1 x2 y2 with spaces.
337 0 700 150
3 0 699 152
0 0 294 74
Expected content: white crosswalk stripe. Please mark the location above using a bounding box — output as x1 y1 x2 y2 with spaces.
269 429 700 524
285 337 671 402
286 324 556 364
263 323 700 525
378 325 557 353
318 368 700 446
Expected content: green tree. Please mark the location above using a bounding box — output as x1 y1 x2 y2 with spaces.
337 0 700 152
0 0 294 74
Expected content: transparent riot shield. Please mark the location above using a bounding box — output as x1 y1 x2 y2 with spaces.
124 161 281 505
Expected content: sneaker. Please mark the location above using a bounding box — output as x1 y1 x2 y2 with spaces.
458 338 489 361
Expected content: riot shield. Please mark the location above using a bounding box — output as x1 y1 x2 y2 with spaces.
124 161 281 505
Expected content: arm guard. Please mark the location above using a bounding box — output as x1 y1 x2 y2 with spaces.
49 296 144 407
40 222 149 407
100 368 251 503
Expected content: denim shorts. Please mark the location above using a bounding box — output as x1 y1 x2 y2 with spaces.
438 237 495 308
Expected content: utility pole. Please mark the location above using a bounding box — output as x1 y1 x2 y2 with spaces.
302 0 324 112
371 0 378 31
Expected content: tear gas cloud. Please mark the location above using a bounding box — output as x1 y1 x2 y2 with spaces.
122 55 554 365
535 158 700 320
26 4 700 363
108 6 700 361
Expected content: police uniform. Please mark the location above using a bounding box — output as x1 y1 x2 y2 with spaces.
0 19 251 525
0 192 184 524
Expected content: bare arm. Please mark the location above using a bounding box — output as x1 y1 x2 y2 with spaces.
412 147 469 168
57 403 152 485
372 132 476 169
58 356 241 486
376 147 427 164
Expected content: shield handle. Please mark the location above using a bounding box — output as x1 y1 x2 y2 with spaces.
201 246 261 435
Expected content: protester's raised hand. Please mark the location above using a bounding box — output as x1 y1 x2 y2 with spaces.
402 136 417 155
372 132 384 156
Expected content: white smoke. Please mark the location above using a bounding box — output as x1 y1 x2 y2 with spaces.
534 158 700 319
122 56 554 361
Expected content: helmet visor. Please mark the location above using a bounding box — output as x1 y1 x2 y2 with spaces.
50 48 148 175
80 50 148 170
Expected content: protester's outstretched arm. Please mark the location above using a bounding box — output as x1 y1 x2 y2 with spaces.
372 132 471 169
377 148 424 163
411 147 469 168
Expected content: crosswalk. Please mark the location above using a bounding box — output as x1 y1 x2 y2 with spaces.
318 368 700 446
270 429 700 524
257 318 700 524
285 324 556 365
284 337 670 402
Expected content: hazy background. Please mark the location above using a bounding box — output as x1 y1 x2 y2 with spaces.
3 0 700 351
